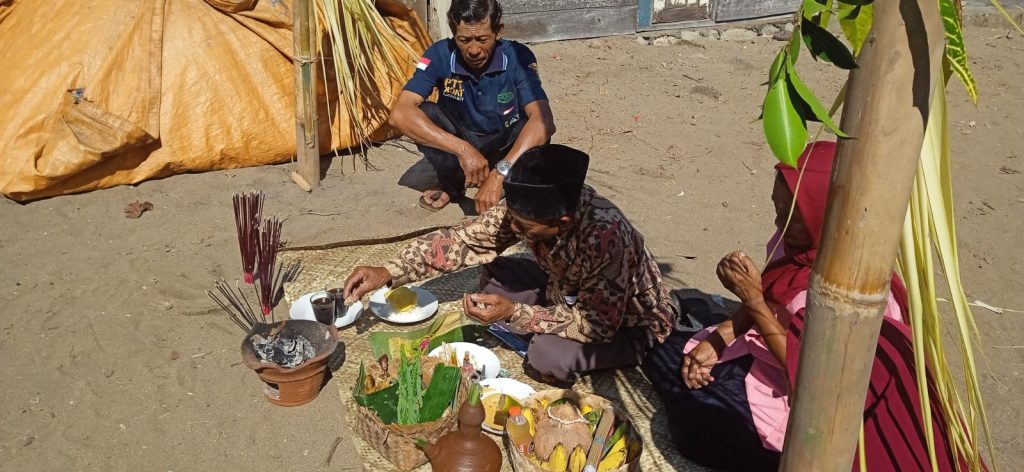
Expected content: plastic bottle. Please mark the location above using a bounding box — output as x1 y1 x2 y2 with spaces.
505 406 534 456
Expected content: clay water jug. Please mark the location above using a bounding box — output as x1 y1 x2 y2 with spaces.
420 396 502 472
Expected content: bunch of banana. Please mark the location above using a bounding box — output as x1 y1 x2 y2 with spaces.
536 444 590 472
568 446 586 472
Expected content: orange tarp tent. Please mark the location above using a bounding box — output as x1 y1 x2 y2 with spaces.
0 0 429 201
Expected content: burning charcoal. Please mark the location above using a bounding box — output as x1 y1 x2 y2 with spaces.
250 332 317 368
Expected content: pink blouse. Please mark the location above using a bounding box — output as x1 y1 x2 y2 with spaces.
684 236 904 452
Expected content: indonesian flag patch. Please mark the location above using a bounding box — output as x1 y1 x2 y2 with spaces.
416 57 431 71
503 106 515 115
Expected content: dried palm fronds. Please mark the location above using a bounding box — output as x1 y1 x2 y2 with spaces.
315 0 417 151
897 77 995 472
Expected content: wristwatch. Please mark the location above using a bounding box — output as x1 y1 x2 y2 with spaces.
495 159 513 178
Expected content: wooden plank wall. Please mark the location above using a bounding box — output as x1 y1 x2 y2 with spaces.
500 0 638 43
712 0 800 21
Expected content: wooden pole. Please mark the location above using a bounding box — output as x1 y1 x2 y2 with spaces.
292 0 320 191
778 0 945 470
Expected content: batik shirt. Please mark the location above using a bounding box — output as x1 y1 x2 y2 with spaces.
382 186 676 344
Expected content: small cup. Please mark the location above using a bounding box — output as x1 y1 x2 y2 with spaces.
327 288 346 319
310 291 336 326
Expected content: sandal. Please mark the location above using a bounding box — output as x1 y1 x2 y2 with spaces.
418 190 450 212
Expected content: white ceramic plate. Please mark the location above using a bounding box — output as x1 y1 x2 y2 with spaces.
289 292 364 328
479 379 535 434
368 286 439 325
427 342 501 380
480 378 536 399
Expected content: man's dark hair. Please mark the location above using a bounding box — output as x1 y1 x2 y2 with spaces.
447 0 503 32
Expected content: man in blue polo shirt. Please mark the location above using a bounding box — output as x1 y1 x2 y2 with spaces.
388 0 556 214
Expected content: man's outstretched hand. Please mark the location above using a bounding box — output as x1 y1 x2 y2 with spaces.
343 266 392 302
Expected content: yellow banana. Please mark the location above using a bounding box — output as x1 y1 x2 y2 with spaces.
523 407 536 436
597 436 627 472
568 446 586 472
547 444 568 472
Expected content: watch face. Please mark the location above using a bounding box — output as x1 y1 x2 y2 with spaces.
497 160 512 174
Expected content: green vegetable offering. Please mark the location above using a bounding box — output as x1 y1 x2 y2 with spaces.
419 363 462 422
397 354 423 425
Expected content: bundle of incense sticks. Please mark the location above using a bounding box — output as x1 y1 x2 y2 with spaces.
255 216 283 318
272 260 303 309
232 192 264 284
207 279 260 331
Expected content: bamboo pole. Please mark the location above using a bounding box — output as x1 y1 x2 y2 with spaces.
292 0 320 191
778 0 946 470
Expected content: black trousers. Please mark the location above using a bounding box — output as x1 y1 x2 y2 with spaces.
418 102 523 199
642 330 782 471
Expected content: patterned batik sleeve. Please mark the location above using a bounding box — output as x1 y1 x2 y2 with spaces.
382 204 519 286
506 224 637 343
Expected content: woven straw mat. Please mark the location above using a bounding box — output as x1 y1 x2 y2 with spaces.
279 227 710 472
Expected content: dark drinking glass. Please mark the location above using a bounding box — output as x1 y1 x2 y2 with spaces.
328 288 346 320
310 291 336 325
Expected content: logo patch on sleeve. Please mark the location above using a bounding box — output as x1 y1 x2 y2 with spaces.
442 78 464 101
416 57 431 71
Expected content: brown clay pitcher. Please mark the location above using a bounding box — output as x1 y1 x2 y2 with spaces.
420 393 502 472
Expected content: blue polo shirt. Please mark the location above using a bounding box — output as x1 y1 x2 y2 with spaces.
403 39 547 136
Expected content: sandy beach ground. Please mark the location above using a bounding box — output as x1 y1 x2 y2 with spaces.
0 25 1021 471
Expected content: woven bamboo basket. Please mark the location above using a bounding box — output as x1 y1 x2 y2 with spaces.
505 389 642 472
353 373 470 471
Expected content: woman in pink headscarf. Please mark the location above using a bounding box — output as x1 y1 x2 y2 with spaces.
643 142 966 471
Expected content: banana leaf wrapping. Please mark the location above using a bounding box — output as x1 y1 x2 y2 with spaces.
353 352 469 471
368 312 464 361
